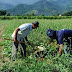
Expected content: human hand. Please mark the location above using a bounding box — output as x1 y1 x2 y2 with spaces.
59 49 62 54
14 38 18 42
57 49 62 57
27 41 31 45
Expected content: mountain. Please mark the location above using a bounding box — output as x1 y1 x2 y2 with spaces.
31 0 62 15
53 0 72 13
6 0 72 16
7 0 62 16
0 3 14 10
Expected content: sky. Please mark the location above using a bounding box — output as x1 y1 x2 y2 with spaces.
0 0 41 5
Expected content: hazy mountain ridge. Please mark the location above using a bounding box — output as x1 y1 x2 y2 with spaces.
1 0 72 15
7 0 62 15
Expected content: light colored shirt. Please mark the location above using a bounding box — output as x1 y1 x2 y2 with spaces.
12 23 32 39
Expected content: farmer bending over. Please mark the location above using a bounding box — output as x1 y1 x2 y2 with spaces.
46 29 72 55
11 21 39 60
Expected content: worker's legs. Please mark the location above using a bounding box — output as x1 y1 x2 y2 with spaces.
20 43 26 57
11 42 19 60
19 38 26 57
64 44 68 54
64 37 72 55
70 38 72 54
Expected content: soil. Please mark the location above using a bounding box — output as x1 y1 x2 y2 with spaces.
0 28 10 69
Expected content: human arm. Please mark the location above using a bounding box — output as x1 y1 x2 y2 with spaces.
57 31 64 54
25 36 31 45
59 44 63 54
14 28 20 42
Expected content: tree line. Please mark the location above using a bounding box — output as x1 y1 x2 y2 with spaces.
0 10 10 16
62 11 72 16
0 10 72 16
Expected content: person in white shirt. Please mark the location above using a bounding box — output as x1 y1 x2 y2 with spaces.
11 21 39 60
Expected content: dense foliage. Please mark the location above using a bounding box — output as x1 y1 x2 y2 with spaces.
0 19 72 72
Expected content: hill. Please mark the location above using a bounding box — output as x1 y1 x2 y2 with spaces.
7 0 61 16
6 0 72 16
55 0 72 13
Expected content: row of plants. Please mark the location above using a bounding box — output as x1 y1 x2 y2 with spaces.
0 16 72 20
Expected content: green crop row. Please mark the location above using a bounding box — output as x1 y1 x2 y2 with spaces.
0 16 72 20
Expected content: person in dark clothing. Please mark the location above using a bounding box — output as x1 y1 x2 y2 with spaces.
46 29 72 54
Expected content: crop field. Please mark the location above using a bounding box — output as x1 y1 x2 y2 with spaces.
0 19 72 72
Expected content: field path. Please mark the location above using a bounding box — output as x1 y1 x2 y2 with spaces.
0 26 10 69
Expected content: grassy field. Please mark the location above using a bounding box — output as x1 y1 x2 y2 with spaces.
0 19 72 72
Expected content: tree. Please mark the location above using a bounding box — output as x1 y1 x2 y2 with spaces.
0 10 6 16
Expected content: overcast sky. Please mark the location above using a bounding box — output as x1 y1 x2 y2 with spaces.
0 0 41 5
